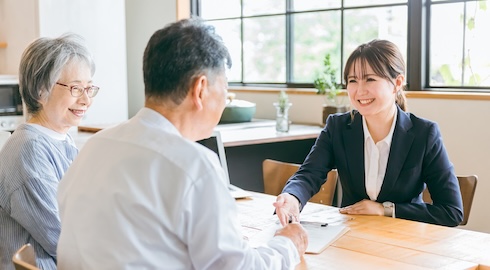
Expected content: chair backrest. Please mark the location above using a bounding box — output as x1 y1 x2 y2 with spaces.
12 243 39 270
0 131 11 150
422 175 478 226
262 159 338 206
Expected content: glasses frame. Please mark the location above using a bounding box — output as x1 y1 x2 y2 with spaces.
55 82 100 98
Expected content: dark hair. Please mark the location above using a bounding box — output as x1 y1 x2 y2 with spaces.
343 39 408 111
19 33 95 116
143 17 232 105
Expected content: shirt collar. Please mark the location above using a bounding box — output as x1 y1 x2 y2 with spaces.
136 107 182 137
28 123 68 141
362 108 398 145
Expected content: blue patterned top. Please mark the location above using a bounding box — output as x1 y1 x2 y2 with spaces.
0 124 78 270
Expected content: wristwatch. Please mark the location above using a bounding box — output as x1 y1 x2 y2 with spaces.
382 201 394 217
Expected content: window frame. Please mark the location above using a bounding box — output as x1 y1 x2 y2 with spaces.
192 0 489 93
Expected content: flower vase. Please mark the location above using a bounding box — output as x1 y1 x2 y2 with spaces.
273 102 292 132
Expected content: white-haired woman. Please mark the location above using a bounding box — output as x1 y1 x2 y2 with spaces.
0 33 98 270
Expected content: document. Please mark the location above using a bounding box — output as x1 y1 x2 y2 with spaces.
237 194 352 254
245 222 349 254
300 223 349 254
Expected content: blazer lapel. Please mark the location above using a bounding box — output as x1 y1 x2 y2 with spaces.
377 107 415 200
342 112 367 197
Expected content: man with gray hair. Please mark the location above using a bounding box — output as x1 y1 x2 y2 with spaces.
57 18 307 269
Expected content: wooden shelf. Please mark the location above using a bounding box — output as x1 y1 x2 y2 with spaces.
0 42 7 48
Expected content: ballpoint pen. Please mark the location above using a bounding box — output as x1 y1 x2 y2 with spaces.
299 221 328 227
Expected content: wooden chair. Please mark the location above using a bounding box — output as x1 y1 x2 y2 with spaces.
12 243 39 270
262 159 338 206
422 175 478 226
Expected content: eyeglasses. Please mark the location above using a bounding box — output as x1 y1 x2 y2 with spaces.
55 82 100 98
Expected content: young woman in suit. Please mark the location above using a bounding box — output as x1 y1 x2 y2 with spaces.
274 39 463 227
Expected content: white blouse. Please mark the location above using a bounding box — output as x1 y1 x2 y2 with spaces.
362 111 397 201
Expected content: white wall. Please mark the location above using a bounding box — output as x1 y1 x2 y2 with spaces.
125 0 177 117
38 0 128 125
0 0 128 125
233 90 490 233
1 0 178 123
411 98 490 233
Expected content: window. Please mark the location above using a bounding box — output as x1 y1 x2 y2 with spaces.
193 0 490 91
429 0 489 88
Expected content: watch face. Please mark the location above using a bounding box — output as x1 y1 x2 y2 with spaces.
383 201 394 217
383 201 393 208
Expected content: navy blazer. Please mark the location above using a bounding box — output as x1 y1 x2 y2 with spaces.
283 106 463 227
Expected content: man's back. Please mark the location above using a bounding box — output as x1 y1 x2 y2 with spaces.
57 108 300 269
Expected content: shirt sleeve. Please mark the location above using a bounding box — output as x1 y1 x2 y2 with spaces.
183 169 300 270
394 122 463 226
10 175 60 258
283 116 336 208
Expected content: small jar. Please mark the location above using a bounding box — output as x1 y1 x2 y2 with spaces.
273 102 292 132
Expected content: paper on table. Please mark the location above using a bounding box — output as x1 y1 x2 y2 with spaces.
302 223 349 254
237 195 352 254
245 222 349 254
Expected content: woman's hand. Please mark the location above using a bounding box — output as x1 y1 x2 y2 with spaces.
339 199 384 216
273 193 301 226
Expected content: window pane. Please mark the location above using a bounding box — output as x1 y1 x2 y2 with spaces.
201 0 241 19
208 20 242 83
243 16 286 83
430 1 490 87
343 6 407 74
430 3 464 87
243 0 285 16
464 1 490 87
292 11 341 83
344 0 407 7
293 0 341 11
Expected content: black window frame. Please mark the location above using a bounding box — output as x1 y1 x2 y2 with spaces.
192 0 489 92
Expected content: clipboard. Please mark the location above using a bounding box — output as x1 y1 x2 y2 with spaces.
301 223 349 254
245 222 349 254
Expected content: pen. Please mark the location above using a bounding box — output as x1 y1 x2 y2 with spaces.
299 221 328 227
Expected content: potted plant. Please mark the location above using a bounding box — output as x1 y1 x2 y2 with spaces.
313 53 348 125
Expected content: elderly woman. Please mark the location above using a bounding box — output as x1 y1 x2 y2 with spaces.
0 33 98 270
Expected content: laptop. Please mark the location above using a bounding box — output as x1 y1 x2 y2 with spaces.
197 131 252 199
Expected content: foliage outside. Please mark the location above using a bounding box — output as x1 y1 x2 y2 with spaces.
204 1 489 88
313 54 340 105
431 0 488 87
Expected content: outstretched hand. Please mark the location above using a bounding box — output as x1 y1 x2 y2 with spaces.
273 193 301 226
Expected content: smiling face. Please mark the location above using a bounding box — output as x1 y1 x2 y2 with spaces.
346 60 403 119
33 60 94 134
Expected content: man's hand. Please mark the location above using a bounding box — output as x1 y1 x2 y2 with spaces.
274 222 308 256
273 193 301 226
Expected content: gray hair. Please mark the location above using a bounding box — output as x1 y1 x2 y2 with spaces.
18 33 96 115
143 17 231 105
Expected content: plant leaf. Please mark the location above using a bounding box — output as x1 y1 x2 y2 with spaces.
467 17 475 30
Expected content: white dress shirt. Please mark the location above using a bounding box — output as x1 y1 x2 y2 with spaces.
57 108 299 270
363 111 397 201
